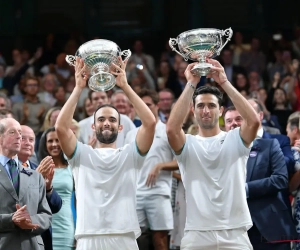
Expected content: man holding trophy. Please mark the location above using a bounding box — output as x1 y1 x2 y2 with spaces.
167 28 259 250
56 40 156 250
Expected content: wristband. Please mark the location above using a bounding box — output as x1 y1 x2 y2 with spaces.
187 82 196 90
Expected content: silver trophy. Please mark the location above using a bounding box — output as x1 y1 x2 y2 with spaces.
169 28 233 76
66 39 131 92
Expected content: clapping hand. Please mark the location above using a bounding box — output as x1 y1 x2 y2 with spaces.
12 204 39 230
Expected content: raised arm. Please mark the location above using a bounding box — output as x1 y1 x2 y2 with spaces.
206 58 260 147
166 63 200 154
112 57 156 154
55 58 89 158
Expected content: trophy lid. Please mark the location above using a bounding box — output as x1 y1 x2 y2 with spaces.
75 39 121 58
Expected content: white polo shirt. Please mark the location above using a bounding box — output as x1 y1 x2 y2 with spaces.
174 128 252 231
68 140 145 239
125 120 173 197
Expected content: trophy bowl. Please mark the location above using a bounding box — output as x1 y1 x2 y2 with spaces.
65 39 131 92
169 28 233 76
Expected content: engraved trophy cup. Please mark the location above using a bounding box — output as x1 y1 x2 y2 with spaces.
169 28 233 76
66 39 131 91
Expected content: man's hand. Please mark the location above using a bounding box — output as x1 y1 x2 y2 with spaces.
111 56 129 89
184 62 200 86
75 58 89 89
206 58 228 85
12 204 39 230
146 164 162 187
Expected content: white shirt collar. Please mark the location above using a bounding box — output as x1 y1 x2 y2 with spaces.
256 127 264 139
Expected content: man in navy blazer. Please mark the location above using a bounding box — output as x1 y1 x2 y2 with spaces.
224 106 297 249
18 125 62 250
249 99 295 178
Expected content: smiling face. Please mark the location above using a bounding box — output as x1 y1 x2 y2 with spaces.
224 110 243 131
193 94 222 130
19 126 35 158
46 131 61 157
93 106 122 144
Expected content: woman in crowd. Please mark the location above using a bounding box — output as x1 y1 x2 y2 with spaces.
38 127 75 250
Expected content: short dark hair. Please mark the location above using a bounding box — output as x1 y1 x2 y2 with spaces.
94 104 121 125
192 86 223 107
139 89 159 105
222 106 237 120
289 117 300 130
38 127 68 165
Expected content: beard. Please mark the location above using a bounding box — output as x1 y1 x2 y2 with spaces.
96 128 118 144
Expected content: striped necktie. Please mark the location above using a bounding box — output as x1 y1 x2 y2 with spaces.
9 159 19 195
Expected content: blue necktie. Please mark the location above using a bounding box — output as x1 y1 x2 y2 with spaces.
9 159 19 195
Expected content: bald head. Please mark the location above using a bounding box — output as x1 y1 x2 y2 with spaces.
19 125 35 161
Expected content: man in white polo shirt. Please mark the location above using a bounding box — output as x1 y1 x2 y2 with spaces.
55 57 156 250
125 89 177 250
166 58 260 250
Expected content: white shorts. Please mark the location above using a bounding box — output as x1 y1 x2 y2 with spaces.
76 233 138 250
181 229 253 250
136 194 173 231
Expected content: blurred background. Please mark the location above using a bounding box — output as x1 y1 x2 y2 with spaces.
2 0 300 63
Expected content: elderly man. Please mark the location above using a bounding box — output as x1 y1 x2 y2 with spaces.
0 118 52 250
18 125 62 250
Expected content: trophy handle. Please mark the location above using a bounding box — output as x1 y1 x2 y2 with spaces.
65 55 76 67
169 38 189 61
119 49 132 61
217 27 233 55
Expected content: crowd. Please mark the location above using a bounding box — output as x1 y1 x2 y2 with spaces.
1 28 300 250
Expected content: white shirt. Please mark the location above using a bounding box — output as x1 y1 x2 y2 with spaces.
68 141 145 239
125 120 173 197
256 127 264 138
78 114 135 148
175 128 252 231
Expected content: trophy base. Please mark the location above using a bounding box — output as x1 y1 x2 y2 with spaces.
88 72 116 92
191 63 213 76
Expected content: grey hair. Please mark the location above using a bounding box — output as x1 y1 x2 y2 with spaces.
0 122 6 135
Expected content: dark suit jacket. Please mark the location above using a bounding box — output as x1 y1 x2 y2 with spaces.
0 161 52 250
247 139 297 242
263 131 295 178
29 161 62 250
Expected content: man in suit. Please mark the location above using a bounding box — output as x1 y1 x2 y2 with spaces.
248 99 295 178
18 125 62 250
0 118 52 250
224 106 297 249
